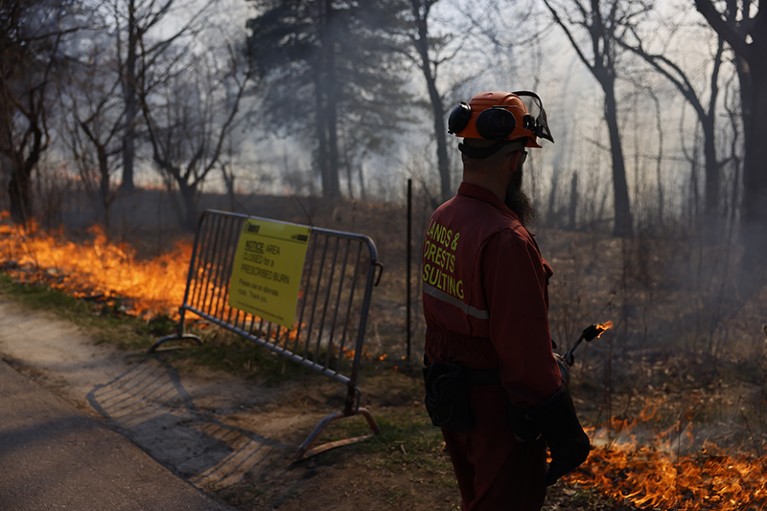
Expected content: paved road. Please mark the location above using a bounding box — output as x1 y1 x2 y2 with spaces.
0 359 235 511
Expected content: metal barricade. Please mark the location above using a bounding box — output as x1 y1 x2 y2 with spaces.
150 210 384 458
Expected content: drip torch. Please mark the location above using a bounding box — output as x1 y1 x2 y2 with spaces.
555 321 613 384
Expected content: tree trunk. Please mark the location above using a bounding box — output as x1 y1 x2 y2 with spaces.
428 77 450 201
568 173 578 230
701 115 719 222
546 170 559 227
120 0 138 193
315 0 341 200
603 83 633 236
701 37 725 222
411 1 451 201
325 43 341 200
314 64 329 198
738 56 767 282
8 171 32 225
7 121 44 226
178 180 199 232
97 144 111 232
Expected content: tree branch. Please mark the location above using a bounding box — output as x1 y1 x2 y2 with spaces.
693 0 751 56
541 0 596 75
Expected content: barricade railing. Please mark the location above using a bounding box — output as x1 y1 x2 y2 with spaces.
149 210 384 459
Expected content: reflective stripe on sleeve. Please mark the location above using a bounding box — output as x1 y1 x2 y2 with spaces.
423 283 489 320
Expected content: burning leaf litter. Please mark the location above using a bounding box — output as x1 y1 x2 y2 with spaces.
0 217 190 318
570 442 767 510
1 213 766 510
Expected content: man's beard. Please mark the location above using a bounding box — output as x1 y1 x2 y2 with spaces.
504 166 536 225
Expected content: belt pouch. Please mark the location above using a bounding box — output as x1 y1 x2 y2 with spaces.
423 362 474 432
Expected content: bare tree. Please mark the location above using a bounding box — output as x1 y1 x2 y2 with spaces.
66 92 124 230
694 0 767 281
59 22 125 231
618 5 728 224
401 0 529 203
405 0 453 201
140 42 252 230
0 0 76 225
108 0 211 193
542 0 653 237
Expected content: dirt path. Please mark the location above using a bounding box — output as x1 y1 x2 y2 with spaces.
0 295 357 510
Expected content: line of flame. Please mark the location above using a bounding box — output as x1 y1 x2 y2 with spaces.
1 220 189 318
568 443 766 510
3 217 765 508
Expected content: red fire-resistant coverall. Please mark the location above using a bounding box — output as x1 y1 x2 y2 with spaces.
422 182 563 511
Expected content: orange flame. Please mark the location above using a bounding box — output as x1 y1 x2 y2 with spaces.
569 441 767 510
0 217 316 344
1 219 190 318
566 395 767 510
3 217 766 508
595 320 613 337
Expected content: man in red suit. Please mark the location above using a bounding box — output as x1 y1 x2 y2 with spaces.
421 90 590 510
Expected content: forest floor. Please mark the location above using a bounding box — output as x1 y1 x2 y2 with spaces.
0 193 766 510
0 292 640 511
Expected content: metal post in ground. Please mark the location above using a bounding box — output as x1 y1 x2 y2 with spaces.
406 178 412 362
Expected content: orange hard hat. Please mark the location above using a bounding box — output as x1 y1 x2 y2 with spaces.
447 90 554 149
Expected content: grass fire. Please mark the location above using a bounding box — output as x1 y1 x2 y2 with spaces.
571 424 767 510
0 213 189 318
0 210 765 511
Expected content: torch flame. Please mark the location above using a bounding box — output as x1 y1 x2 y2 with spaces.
595 320 613 337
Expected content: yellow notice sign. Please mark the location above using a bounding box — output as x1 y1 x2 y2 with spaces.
228 218 311 328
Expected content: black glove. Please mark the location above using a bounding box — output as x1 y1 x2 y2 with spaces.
513 386 590 485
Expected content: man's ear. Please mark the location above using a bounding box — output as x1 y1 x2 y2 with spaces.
506 151 522 173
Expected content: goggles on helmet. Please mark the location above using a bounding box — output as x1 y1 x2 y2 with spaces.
447 90 554 149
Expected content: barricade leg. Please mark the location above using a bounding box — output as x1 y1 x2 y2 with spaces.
147 333 203 353
295 407 380 460
147 308 202 353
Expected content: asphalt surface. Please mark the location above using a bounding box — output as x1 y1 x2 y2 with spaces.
0 358 235 511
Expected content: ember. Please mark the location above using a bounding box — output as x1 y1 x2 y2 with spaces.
0 215 190 318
